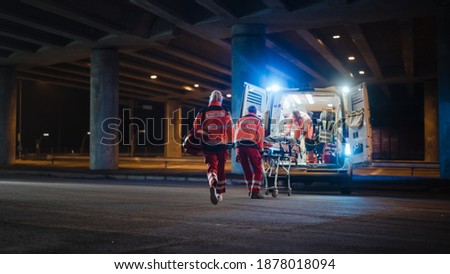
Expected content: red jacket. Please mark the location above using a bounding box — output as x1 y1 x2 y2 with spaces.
193 101 233 150
235 113 264 151
285 111 313 139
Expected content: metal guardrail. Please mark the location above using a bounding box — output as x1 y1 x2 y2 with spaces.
371 160 439 169
356 161 440 178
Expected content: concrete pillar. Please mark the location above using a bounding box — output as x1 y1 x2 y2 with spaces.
424 81 439 162
0 67 16 164
438 3 450 178
90 49 119 170
164 99 182 158
231 23 266 174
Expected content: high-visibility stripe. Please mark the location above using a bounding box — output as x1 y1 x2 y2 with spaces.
251 180 262 192
207 172 218 187
216 180 226 193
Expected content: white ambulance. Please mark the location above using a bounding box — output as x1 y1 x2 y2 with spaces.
241 82 373 194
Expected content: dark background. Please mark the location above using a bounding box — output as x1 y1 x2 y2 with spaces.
18 80 425 159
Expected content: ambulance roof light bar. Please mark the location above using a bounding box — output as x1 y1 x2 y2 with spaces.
266 84 281 92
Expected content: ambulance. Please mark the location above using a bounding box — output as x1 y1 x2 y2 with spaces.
241 82 373 194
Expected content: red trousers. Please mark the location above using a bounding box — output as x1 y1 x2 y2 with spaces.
236 146 263 193
203 149 229 194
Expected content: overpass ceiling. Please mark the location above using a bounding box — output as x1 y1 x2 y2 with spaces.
0 0 439 108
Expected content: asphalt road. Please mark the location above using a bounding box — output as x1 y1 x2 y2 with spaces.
1 175 450 254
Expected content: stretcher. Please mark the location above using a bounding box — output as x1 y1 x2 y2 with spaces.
262 136 297 197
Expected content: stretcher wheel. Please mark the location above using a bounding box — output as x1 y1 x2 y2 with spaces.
272 189 279 198
265 190 269 195
287 190 292 196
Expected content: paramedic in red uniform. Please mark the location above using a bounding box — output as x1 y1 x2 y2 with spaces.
235 105 265 199
286 110 313 139
193 90 233 205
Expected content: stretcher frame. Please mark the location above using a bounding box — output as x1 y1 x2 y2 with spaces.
262 137 296 197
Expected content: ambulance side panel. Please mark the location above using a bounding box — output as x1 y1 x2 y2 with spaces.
347 83 373 166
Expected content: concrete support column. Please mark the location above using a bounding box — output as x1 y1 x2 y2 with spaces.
164 99 182 158
438 2 450 178
424 81 439 162
0 67 17 164
231 23 266 174
90 49 119 170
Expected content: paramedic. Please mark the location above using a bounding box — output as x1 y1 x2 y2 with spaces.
193 90 234 205
235 105 265 199
286 110 313 140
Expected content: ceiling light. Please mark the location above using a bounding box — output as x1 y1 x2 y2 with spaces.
183 86 193 91
305 94 314 104
150 75 157 79
359 70 365 75
283 98 292 109
333 35 340 39
327 104 333 107
43 133 50 137
226 94 232 98
194 84 199 88
289 95 302 104
317 38 325 46
342 87 350 94
348 56 355 61
349 72 354 78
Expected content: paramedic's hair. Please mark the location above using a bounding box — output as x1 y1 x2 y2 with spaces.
209 90 223 103
248 105 257 114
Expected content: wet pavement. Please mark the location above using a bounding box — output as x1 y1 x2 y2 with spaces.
1 174 449 254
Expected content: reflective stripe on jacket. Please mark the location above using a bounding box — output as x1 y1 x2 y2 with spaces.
235 114 264 151
193 101 233 150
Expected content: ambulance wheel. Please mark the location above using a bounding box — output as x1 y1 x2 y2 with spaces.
272 189 279 198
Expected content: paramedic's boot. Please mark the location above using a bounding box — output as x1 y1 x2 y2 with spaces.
250 192 265 199
246 182 251 197
210 186 218 205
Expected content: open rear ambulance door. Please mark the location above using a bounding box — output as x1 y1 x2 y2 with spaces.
347 82 373 166
242 82 268 132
